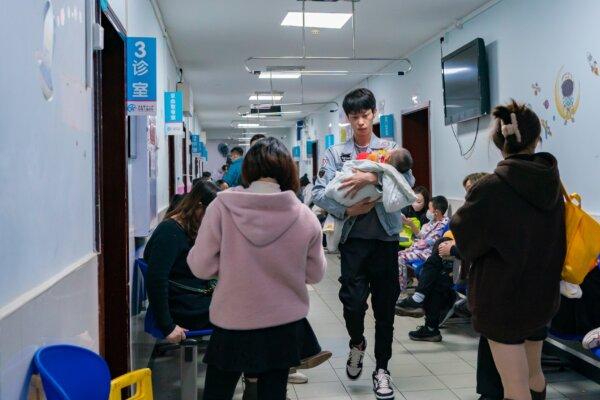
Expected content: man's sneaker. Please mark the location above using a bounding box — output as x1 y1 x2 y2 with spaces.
287 371 308 384
409 325 442 342
583 327 600 350
346 339 366 379
242 378 257 400
395 296 424 317
372 369 394 399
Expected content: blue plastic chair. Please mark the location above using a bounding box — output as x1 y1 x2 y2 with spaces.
33 345 111 400
135 259 213 339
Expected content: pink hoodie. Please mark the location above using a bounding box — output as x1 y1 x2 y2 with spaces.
187 182 327 330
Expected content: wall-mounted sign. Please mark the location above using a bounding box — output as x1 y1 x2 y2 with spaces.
379 114 395 138
325 134 335 149
164 91 183 135
296 120 304 141
126 37 157 116
292 145 301 159
191 134 200 154
306 140 315 157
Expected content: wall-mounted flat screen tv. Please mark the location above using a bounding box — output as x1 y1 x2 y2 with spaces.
441 38 490 125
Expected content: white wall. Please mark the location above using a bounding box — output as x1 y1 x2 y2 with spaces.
309 0 600 214
0 1 98 398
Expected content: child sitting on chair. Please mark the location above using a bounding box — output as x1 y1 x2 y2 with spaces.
399 196 450 268
322 148 416 251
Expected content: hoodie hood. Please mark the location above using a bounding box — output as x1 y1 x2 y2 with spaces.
494 152 561 210
217 189 303 246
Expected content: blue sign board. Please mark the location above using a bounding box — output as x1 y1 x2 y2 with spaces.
379 114 395 138
164 91 184 135
325 134 335 149
292 145 301 159
296 120 304 141
190 134 200 154
306 140 314 157
126 37 157 115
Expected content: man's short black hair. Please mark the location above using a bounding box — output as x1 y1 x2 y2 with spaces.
202 171 212 178
431 196 449 215
343 88 377 116
231 146 244 156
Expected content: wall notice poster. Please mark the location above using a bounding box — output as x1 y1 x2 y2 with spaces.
379 114 395 138
164 91 184 135
293 146 300 159
325 134 335 149
126 37 157 116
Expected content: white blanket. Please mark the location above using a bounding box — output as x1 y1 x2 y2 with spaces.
322 160 416 251
324 160 416 213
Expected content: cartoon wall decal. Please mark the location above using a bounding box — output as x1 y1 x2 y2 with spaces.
554 66 580 125
587 52 599 76
541 119 552 139
531 82 541 95
543 99 550 109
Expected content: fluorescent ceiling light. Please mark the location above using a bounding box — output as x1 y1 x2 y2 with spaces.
259 71 301 79
237 123 261 128
241 114 267 118
339 122 351 127
249 94 283 101
281 12 352 29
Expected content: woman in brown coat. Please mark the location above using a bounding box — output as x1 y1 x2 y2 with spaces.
450 100 566 400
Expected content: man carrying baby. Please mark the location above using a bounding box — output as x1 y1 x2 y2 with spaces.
313 88 415 400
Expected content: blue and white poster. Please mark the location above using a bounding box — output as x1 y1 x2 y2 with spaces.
126 37 157 116
190 134 201 154
164 91 184 136
379 114 395 138
325 134 335 149
292 145 301 159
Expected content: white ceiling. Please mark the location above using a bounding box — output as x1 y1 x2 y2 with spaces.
157 0 492 130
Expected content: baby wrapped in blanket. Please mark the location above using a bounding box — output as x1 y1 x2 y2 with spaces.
322 148 416 251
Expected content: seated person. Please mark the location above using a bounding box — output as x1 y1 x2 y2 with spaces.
322 148 416 251
144 181 220 343
396 173 489 341
399 186 430 248
398 195 449 268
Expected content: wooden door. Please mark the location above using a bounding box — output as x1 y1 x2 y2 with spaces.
401 108 431 193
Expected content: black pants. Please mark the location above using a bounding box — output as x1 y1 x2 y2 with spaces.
477 336 504 399
203 364 289 400
415 238 454 296
423 269 454 330
339 238 400 370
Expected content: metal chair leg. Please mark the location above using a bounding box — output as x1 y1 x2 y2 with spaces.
180 339 199 400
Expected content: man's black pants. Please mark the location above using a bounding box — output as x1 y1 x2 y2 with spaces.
339 238 400 370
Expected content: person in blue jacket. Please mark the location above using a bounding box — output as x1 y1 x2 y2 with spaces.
222 146 244 187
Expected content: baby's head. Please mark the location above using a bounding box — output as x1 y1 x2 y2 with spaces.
386 148 413 174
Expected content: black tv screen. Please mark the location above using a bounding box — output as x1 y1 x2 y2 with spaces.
442 38 490 125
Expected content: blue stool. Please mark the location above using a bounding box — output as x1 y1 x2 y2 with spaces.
136 258 212 400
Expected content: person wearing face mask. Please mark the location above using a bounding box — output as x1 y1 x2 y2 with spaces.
398 196 449 276
400 186 430 248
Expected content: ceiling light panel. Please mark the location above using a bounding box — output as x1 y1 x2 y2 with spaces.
249 94 283 101
259 71 301 79
281 12 352 29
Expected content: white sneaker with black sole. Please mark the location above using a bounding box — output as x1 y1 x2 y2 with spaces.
346 339 366 379
583 327 600 350
372 369 394 399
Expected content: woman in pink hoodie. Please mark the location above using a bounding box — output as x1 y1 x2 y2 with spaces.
188 137 327 400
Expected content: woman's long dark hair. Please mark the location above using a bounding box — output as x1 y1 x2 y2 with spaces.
165 181 219 240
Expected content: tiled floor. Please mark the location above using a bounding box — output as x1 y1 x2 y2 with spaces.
150 253 600 399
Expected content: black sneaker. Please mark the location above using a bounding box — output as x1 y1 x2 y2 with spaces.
395 296 424 317
346 339 366 379
409 325 442 342
372 369 394 399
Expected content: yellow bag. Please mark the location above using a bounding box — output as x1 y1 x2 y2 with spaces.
561 185 600 284
399 217 421 248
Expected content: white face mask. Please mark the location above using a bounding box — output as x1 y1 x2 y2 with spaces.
426 210 435 221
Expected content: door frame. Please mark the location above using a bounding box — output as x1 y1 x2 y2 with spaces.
93 3 130 377
401 102 432 193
